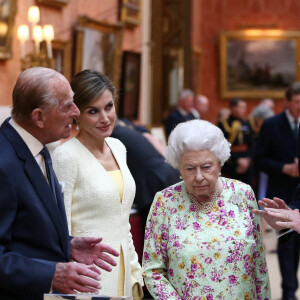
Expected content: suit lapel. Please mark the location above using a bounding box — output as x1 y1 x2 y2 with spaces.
1 119 69 257
280 112 297 149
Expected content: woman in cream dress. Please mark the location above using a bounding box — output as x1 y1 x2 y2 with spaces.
52 70 143 297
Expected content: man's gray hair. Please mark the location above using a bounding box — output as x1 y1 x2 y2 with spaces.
12 67 66 122
178 89 194 101
251 104 274 120
165 119 231 169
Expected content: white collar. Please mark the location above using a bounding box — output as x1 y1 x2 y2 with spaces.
9 118 44 157
177 107 189 116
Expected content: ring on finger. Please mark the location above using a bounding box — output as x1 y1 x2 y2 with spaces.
285 213 289 222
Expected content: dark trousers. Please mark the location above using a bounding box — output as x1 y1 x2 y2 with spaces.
278 231 300 299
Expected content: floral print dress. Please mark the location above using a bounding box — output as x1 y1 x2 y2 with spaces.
142 177 271 300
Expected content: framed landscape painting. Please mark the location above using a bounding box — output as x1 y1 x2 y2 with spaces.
220 30 300 98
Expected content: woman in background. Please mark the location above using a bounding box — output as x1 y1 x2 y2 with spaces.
53 70 143 298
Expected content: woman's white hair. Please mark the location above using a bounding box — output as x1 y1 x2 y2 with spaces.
165 119 231 169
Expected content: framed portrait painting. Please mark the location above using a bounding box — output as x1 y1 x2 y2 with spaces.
74 15 123 88
119 51 141 120
220 30 300 98
0 0 17 59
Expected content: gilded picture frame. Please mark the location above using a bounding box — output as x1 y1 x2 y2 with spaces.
0 0 17 60
119 51 141 120
119 0 141 27
74 15 123 88
220 30 300 99
36 0 69 8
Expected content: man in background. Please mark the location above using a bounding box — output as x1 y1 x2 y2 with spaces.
191 94 210 119
255 82 300 300
0 67 118 299
164 89 195 138
218 98 253 184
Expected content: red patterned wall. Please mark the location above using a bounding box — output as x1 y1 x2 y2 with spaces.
193 0 300 123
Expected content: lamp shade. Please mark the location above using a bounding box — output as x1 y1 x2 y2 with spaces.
43 25 54 41
28 6 40 24
33 25 43 42
0 22 8 37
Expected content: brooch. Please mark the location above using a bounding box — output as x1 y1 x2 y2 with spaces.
231 194 243 212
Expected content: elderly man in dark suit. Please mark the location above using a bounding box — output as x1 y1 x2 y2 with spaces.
255 82 300 300
164 89 196 138
0 67 119 300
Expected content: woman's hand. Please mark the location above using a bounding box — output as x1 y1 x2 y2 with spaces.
253 197 291 230
263 207 300 234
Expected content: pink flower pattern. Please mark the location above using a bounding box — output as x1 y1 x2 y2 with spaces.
142 178 271 299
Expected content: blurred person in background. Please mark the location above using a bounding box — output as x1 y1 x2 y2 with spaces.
249 104 274 233
164 89 196 138
260 98 275 114
254 82 300 300
218 98 253 185
191 94 210 120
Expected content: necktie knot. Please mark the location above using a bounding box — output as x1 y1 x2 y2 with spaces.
40 146 51 161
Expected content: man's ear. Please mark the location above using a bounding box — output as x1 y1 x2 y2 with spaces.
31 108 45 128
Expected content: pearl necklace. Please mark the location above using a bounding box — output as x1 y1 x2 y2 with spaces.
188 178 220 213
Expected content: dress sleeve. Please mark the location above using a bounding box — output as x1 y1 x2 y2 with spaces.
53 146 77 233
142 192 181 300
246 184 271 299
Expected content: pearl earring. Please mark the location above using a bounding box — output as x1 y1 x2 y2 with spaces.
75 121 80 131
179 175 182 179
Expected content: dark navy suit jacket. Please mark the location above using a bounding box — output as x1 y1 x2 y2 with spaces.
111 124 179 216
0 119 70 300
255 111 300 203
164 108 195 138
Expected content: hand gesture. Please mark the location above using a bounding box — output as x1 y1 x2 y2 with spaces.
70 237 119 272
282 158 299 177
253 197 291 230
263 207 300 234
52 262 101 294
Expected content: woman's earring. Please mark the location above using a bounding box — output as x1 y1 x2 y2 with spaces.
179 175 182 179
219 172 221 176
75 121 80 131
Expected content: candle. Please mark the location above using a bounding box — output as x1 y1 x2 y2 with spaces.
43 25 54 58
33 25 43 54
17 25 29 59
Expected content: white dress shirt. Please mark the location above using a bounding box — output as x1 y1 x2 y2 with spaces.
9 118 46 177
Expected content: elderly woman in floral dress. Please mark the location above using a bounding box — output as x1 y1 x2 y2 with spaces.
142 120 271 300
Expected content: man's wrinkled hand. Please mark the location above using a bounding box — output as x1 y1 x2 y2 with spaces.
70 237 119 272
52 262 101 294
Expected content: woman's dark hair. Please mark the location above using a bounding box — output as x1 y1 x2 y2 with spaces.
70 70 116 112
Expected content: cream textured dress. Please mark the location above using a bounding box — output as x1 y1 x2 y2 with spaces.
52 137 143 297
